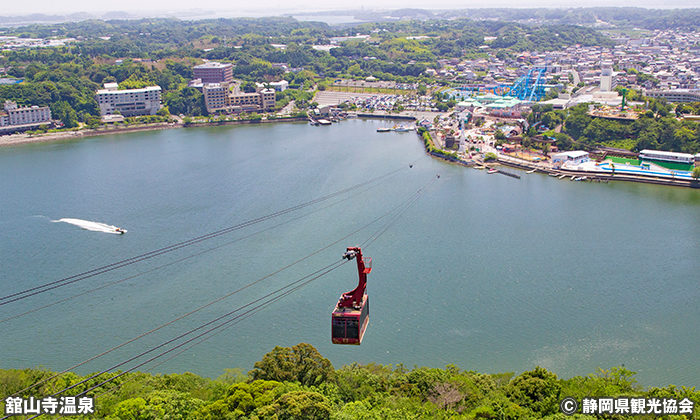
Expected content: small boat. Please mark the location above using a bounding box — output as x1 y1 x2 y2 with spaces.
487 168 498 174
549 173 559 177
559 174 567 179
377 127 391 132
526 169 536 174
570 176 576 181
581 176 588 181
115 228 126 234
574 177 583 181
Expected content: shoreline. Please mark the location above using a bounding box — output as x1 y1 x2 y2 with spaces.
0 122 182 148
0 116 310 148
3 117 698 190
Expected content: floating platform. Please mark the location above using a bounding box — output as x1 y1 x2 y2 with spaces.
495 169 520 179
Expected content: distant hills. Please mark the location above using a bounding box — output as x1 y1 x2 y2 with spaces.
2 7 700 30
293 7 700 30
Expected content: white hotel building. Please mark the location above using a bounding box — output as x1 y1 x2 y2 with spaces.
0 100 52 131
95 83 162 117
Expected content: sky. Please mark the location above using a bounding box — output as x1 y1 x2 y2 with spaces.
2 0 698 18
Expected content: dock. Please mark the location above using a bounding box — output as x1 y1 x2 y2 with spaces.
495 169 521 179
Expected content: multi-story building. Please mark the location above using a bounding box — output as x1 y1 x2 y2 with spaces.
644 89 700 103
0 100 51 127
193 62 234 84
258 87 276 109
203 83 228 112
203 83 276 114
95 83 162 117
600 62 616 92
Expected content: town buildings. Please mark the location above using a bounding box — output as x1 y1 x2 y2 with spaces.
95 83 162 117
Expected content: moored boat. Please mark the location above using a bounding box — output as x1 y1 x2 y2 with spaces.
393 125 414 132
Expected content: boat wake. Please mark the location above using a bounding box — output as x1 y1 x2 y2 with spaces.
54 218 126 234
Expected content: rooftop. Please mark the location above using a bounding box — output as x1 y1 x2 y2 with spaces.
194 62 232 69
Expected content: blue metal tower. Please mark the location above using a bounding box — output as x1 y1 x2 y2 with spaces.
508 68 547 102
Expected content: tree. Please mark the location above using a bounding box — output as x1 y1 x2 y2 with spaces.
50 101 79 128
249 343 334 387
508 366 561 416
692 166 700 180
165 87 206 116
255 391 332 420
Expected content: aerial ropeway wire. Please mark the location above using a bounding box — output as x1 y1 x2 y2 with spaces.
2 173 439 420
6 177 430 399
0 164 408 325
0 163 413 307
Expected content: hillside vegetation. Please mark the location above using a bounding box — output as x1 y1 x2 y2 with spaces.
2 343 698 419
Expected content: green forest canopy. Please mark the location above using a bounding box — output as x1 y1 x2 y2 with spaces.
1 343 698 419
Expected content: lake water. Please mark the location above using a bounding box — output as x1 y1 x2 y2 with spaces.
1 119 699 388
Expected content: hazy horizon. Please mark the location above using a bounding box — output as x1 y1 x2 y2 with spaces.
2 1 699 19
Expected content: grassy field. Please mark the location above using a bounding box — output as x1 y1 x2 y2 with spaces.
607 156 694 171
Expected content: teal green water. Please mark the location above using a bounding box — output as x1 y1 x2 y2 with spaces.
1 120 699 388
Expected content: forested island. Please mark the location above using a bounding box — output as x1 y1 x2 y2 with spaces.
2 343 698 419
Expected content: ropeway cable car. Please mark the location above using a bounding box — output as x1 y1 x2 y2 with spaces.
331 247 371 345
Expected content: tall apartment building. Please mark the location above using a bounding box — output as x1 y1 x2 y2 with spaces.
95 83 162 117
0 100 52 127
203 83 229 111
257 86 276 110
600 61 617 92
193 62 234 84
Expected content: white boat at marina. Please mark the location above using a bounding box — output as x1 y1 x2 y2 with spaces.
392 125 415 132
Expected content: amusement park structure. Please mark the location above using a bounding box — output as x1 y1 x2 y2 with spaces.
509 68 547 102
452 67 548 102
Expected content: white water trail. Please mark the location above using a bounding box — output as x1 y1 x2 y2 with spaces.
53 218 126 234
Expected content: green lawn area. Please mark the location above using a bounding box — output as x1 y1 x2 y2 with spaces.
608 156 641 165
607 156 694 171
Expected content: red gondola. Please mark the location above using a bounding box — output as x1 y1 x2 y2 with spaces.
331 247 371 345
